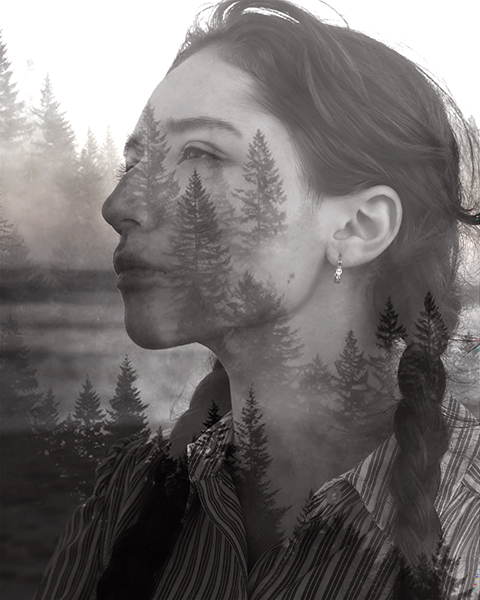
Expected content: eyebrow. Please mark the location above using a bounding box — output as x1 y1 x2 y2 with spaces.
164 116 242 138
123 116 242 156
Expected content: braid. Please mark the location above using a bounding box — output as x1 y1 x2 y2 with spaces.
390 294 451 595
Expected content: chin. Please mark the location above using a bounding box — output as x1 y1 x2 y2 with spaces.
122 297 228 350
123 307 182 350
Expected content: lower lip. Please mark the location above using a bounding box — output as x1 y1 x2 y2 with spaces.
116 269 170 290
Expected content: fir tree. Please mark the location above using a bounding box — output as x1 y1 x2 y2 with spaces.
31 387 63 471
67 128 110 268
31 387 59 432
171 169 232 332
105 355 150 443
0 206 32 268
0 313 40 432
332 330 371 421
236 385 289 544
134 101 179 219
0 204 43 299
73 375 106 460
0 314 42 505
100 125 121 191
0 32 26 145
203 400 221 431
27 74 78 253
375 296 408 353
34 74 76 163
55 413 78 476
300 353 334 396
203 164 239 245
233 129 287 250
367 296 407 403
230 271 302 390
413 292 449 358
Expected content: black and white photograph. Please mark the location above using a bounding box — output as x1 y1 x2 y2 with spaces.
1 1 479 599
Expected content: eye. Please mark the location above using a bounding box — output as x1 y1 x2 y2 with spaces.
179 144 222 166
115 162 127 180
115 160 138 180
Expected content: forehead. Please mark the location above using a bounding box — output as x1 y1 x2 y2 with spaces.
145 48 258 126
130 47 300 186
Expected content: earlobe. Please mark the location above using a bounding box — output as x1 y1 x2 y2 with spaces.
330 185 403 267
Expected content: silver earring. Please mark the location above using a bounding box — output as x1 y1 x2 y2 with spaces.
334 254 342 284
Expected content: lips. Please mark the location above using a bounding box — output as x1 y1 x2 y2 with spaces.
114 253 169 289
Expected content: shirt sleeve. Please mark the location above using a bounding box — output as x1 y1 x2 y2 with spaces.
33 437 151 600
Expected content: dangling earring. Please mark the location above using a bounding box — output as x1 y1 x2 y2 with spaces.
333 254 343 284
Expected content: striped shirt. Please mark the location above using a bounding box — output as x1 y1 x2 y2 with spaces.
35 395 480 599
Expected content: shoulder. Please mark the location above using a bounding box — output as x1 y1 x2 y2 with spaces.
441 395 480 493
94 434 159 498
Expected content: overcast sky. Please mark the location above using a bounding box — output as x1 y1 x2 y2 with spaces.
3 0 479 152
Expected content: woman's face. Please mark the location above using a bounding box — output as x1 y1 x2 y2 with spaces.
102 48 331 349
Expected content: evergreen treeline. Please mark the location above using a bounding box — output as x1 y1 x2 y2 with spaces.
0 311 151 502
0 32 120 288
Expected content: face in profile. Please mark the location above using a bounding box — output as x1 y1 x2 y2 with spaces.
102 48 331 351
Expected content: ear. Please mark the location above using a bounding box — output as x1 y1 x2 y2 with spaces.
327 185 403 267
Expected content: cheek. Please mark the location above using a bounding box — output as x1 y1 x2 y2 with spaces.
248 228 322 303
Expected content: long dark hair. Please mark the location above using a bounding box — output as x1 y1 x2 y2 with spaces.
97 1 479 598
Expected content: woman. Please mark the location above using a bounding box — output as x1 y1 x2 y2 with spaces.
35 1 479 599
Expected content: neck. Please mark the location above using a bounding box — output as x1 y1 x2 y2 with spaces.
203 279 394 553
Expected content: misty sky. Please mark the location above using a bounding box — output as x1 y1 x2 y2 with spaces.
3 0 479 152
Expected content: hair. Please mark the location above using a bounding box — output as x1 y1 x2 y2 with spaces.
98 2 479 598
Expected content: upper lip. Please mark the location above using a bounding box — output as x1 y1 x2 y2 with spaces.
114 253 167 276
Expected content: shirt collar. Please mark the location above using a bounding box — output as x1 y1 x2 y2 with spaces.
186 397 479 537
187 411 235 483
340 395 479 538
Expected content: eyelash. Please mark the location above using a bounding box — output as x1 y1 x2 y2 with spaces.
115 162 127 180
179 145 222 166
115 144 222 181
115 161 137 180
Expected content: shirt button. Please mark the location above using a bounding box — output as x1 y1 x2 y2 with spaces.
205 441 216 456
326 485 342 505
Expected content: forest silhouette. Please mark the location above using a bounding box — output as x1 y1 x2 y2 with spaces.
1 31 479 598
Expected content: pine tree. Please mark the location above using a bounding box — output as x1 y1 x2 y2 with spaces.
300 353 334 396
171 169 232 333
230 271 302 390
332 330 371 421
99 125 121 191
105 355 150 444
0 204 44 300
34 74 76 163
134 101 179 219
204 164 239 244
375 296 408 353
73 375 106 460
203 400 221 431
26 75 78 258
0 206 32 269
31 387 60 432
413 292 449 358
236 385 288 543
31 387 63 470
67 128 110 269
0 313 40 432
0 32 26 145
233 129 287 250
0 313 43 505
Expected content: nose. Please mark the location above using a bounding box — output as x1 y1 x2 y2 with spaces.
102 171 157 235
